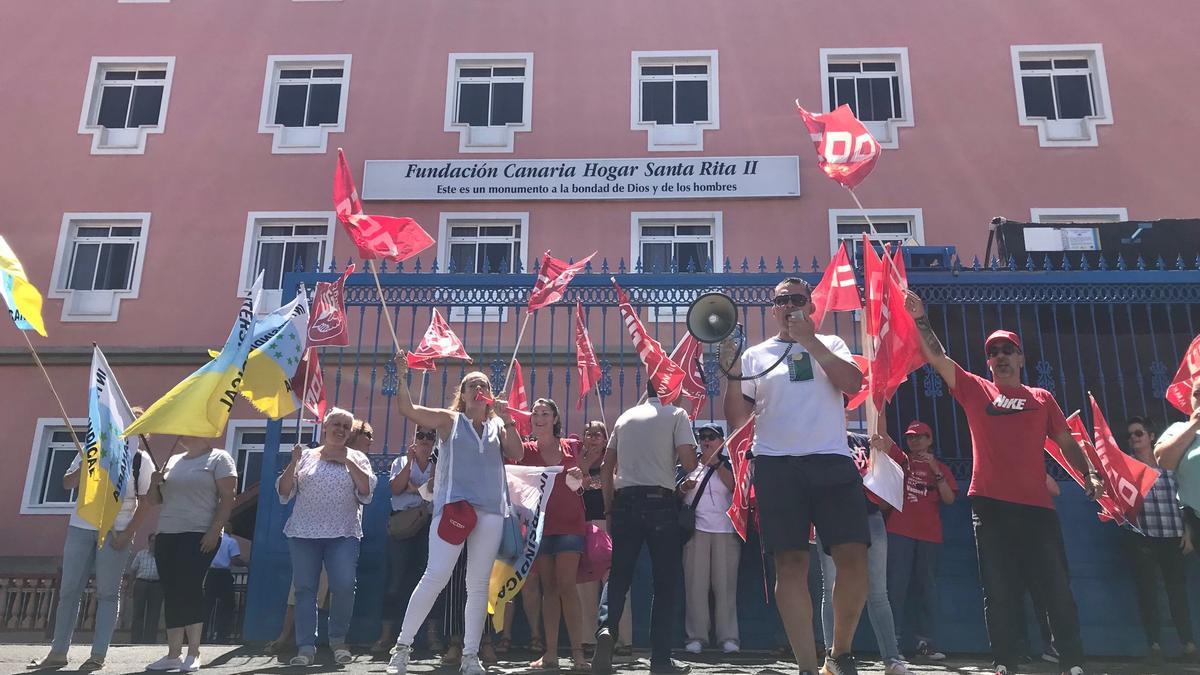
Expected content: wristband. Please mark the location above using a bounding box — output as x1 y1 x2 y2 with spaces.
934 474 945 482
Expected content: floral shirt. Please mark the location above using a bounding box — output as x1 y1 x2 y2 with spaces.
279 448 377 539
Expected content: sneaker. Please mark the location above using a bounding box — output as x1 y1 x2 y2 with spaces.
461 654 487 675
333 647 353 665
914 640 946 661
1041 645 1060 664
649 660 691 674
822 652 858 675
386 645 412 675
146 657 185 671
721 640 740 654
181 655 202 672
994 667 1009 675
884 658 910 675
684 640 703 654
1064 667 1084 675
1146 643 1163 665
592 629 614 675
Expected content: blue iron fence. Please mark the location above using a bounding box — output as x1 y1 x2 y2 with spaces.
242 253 1200 656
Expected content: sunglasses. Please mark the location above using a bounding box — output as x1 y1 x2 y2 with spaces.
583 430 607 437
697 433 723 441
772 293 810 307
987 344 1020 358
1127 429 1146 439
415 431 437 441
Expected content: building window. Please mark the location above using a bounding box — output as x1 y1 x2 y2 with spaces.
49 213 151 322
78 57 175 154
239 212 335 308
444 53 533 153
228 423 316 493
258 55 351 153
20 420 86 515
631 212 723 321
437 213 529 322
631 51 720 151
828 208 924 259
1011 44 1112 147
819 48 913 148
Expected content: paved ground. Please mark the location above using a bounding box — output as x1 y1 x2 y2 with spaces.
4 645 1198 675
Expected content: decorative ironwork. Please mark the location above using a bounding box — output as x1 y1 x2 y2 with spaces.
1034 360 1055 393
922 364 944 399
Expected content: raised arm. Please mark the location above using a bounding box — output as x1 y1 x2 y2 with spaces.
393 351 457 432
718 339 754 430
905 291 957 389
491 399 525 462
1155 411 1200 471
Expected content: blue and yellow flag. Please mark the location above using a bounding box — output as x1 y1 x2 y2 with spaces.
0 235 47 336
238 288 310 419
78 345 136 546
124 278 261 439
489 465 561 630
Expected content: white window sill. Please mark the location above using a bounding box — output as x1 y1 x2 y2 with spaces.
19 502 75 516
641 123 709 152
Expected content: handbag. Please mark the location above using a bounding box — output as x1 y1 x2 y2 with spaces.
496 462 523 560
679 465 718 545
577 522 613 583
387 502 432 539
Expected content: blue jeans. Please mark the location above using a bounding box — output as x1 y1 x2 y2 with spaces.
51 526 131 657
887 533 939 649
819 511 899 661
289 536 361 651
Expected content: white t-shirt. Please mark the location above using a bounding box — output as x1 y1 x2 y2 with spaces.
681 460 735 534
740 335 853 457
67 448 154 532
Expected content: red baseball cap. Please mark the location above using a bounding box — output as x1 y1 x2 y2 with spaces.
438 500 477 544
904 421 932 437
984 330 1022 354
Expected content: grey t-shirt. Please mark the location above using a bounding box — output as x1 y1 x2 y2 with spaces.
157 449 238 534
608 399 697 490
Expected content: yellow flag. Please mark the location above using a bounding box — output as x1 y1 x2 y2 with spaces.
0 236 48 337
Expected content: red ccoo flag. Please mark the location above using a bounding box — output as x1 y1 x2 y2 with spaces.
1091 393 1160 523
1166 334 1200 414
612 278 685 404
1045 412 1128 524
307 264 354 348
795 103 880 189
866 241 924 408
334 149 434 262
574 302 602 410
668 332 708 420
810 241 862 329
726 416 756 541
529 251 596 312
406 309 471 371
291 349 328 422
507 359 532 436
845 354 872 410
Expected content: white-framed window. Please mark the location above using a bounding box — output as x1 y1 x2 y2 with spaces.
631 50 720 152
631 211 723 322
443 53 533 153
238 212 335 308
20 419 86 515
78 57 175 154
1010 44 1112 147
819 48 913 148
225 420 318 493
437 213 529 322
828 208 925 259
48 213 151 322
258 55 351 154
1025 208 1128 252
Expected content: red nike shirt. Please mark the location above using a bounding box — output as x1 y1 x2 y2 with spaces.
949 363 1070 509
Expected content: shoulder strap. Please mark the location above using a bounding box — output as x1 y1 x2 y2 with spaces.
133 451 143 491
690 465 719 509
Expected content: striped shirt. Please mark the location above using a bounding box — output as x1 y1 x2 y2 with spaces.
1138 469 1184 539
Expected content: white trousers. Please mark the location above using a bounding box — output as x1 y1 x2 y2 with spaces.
682 530 741 644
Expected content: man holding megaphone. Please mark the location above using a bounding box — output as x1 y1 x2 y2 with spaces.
718 278 866 675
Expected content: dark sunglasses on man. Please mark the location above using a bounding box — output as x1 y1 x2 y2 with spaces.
986 344 1020 358
772 293 809 307
1127 429 1147 440
415 430 437 441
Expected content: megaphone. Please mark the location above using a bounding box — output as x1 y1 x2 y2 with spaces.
686 292 739 344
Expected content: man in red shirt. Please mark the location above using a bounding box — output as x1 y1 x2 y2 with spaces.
904 291 1104 675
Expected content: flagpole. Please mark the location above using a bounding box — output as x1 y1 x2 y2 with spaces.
504 312 532 389
365 259 404 354
22 331 86 455
846 187 879 238
294 347 312 441
594 387 607 428
419 370 429 406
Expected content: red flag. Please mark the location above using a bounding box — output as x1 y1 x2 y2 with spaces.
863 235 885 339
1091 394 1161 523
529 251 596 312
1045 412 1127 523
574 302 602 410
726 416 756 541
612 278 685 405
890 245 909 291
507 359 533 436
1167 334 1200 414
307 264 354 347
406 309 471 370
334 149 434 262
668 333 708 420
795 103 880 189
291 349 327 422
845 355 871 410
869 250 925 408
810 242 862 328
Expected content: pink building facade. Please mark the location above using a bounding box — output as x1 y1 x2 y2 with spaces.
1 0 1198 647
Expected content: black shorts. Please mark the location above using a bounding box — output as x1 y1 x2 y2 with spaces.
753 453 869 554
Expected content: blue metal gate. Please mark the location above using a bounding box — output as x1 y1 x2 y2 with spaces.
242 252 1200 656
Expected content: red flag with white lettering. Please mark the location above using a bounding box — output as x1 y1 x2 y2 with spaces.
1045 412 1127 523
1091 394 1160 523
507 359 533 437
810 241 862 329
612 278 685 404
845 355 872 410
574 302 602 410
863 236 885 339
1167 334 1200 414
529 251 596 312
307 264 355 347
406 309 472 371
726 416 756 541
668 332 708 420
334 149 434 262
869 251 925 408
795 103 881 189
291 349 328 422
